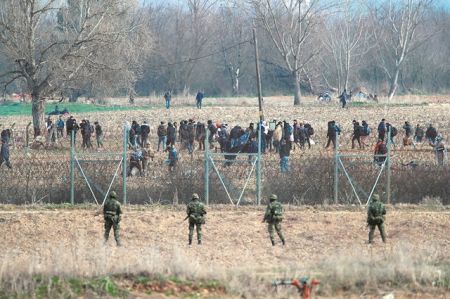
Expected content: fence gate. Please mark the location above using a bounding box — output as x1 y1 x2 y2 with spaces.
204 125 263 206
334 132 392 205
69 126 128 205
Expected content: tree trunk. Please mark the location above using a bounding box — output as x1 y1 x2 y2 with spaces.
387 67 400 102
32 93 44 137
293 71 301 106
303 69 314 94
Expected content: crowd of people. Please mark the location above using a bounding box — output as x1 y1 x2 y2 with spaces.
120 117 447 175
0 115 447 171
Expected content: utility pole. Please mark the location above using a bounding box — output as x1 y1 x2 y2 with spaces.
253 28 264 122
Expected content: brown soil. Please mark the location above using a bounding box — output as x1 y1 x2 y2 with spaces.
0 205 449 298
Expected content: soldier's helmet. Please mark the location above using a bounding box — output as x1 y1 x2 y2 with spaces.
192 193 199 200
371 194 379 202
109 191 118 199
269 194 278 202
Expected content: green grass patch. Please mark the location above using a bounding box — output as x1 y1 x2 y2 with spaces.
0 102 157 116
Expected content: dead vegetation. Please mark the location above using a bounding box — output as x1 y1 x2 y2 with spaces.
0 206 448 298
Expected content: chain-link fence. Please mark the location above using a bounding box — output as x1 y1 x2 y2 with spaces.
1 124 448 205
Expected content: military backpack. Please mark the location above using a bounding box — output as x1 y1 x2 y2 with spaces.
270 202 283 221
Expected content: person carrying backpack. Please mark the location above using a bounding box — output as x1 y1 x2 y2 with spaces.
262 194 285 246
186 193 207 245
325 120 340 149
129 147 143 176
367 194 387 243
361 120 371 148
103 191 122 246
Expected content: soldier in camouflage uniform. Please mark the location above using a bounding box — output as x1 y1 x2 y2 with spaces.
367 193 386 243
263 194 285 246
103 191 122 246
186 193 207 245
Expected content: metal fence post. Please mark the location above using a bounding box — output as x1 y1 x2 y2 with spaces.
386 127 392 204
122 125 128 204
70 130 75 205
205 129 210 205
256 122 262 205
334 133 340 204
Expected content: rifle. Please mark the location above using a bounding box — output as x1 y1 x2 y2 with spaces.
180 215 189 224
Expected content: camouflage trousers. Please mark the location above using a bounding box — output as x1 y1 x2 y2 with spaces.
368 223 386 243
189 222 202 242
268 221 285 242
104 218 121 245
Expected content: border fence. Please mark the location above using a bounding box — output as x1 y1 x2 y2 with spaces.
0 124 449 205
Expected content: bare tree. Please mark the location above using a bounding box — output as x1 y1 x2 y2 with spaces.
0 0 147 136
218 1 251 95
322 0 371 93
371 0 434 101
249 0 331 105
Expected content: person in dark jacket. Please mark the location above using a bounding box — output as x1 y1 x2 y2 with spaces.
167 122 176 147
351 120 362 149
377 119 386 141
325 121 341 149
195 90 204 109
0 137 12 169
140 121 150 148
94 121 103 148
425 124 438 143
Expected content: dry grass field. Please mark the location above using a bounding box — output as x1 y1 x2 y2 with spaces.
0 95 449 298
0 205 449 298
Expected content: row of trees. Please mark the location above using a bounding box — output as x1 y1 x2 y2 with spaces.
0 0 449 135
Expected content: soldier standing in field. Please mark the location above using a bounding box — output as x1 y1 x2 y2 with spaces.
367 194 386 244
262 194 285 246
103 191 122 246
186 193 207 245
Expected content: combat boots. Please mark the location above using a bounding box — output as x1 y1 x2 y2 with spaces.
198 240 202 245
271 240 275 246
282 239 285 246
189 238 192 245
